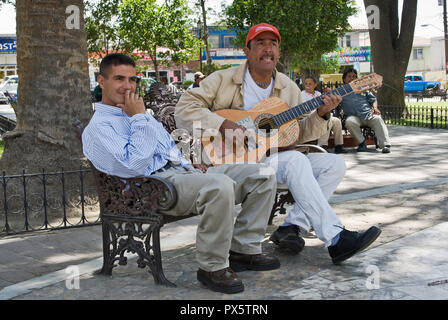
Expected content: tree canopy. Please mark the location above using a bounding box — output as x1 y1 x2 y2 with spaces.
118 0 201 80
85 0 123 63
224 0 357 75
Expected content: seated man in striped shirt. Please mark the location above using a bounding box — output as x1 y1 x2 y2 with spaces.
82 53 280 294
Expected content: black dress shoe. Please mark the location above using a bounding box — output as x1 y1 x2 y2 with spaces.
357 141 368 152
197 267 244 294
328 226 381 265
382 145 391 153
335 145 348 154
229 251 280 272
269 225 305 254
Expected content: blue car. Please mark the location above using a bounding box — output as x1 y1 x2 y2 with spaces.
404 75 441 93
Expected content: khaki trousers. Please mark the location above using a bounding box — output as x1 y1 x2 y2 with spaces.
317 116 344 146
152 163 276 272
345 115 391 148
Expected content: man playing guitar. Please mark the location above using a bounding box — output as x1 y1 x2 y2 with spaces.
175 23 381 265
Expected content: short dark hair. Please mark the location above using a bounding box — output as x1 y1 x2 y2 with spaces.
304 76 317 84
100 53 136 78
342 68 357 81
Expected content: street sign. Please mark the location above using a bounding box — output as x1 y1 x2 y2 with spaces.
0 38 16 54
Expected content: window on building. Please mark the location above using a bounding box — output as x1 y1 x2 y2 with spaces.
345 35 351 47
208 35 220 49
223 36 235 48
173 70 182 82
413 48 423 60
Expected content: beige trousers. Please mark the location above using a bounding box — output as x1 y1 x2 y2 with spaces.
152 163 276 272
318 116 344 146
345 115 391 148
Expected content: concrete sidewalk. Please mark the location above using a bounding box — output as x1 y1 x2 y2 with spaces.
1 125 448 300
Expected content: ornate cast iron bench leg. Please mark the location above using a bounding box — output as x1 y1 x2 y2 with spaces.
150 223 176 287
96 216 115 276
96 215 176 287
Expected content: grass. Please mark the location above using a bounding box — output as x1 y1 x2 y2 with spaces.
0 139 3 158
384 103 448 129
406 102 448 109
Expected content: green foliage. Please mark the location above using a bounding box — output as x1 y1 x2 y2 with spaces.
0 0 15 6
201 62 232 76
85 0 123 65
297 56 340 76
224 0 357 73
118 0 201 78
183 79 194 86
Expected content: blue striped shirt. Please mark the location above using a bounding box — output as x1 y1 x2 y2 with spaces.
82 102 190 178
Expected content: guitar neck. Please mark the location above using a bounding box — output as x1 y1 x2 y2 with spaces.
272 83 354 126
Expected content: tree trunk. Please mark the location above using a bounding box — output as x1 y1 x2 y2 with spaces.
0 1 95 219
0 0 93 175
200 0 212 66
151 51 159 81
364 0 417 109
278 55 292 78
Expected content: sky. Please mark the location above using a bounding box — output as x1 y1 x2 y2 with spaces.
0 0 446 38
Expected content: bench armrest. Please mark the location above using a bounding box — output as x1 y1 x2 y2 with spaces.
92 169 178 217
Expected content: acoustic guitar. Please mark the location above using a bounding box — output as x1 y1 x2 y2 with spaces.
202 73 383 165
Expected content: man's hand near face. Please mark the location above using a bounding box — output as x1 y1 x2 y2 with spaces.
118 90 146 117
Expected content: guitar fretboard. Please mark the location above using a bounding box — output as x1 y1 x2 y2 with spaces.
272 83 354 126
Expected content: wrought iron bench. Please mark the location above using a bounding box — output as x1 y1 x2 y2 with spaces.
73 118 194 287
74 83 326 287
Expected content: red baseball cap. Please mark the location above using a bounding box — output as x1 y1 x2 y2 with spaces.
245 23 281 47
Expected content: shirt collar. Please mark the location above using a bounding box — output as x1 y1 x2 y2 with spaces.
94 102 127 117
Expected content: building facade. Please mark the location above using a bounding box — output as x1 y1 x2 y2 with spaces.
327 26 446 85
0 34 17 80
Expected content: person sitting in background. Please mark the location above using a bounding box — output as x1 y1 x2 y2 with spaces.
188 71 206 90
161 76 180 95
301 76 347 154
339 68 391 153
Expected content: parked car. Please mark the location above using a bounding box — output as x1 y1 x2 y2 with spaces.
139 77 156 92
0 75 18 104
404 74 441 93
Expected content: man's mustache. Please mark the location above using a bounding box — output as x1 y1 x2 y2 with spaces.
260 54 274 60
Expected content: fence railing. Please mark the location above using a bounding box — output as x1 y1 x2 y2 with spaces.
379 105 448 129
1 168 100 236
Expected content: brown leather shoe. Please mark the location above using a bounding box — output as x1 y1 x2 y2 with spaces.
197 267 244 294
229 250 280 272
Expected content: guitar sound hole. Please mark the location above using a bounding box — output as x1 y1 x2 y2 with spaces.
258 123 273 133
